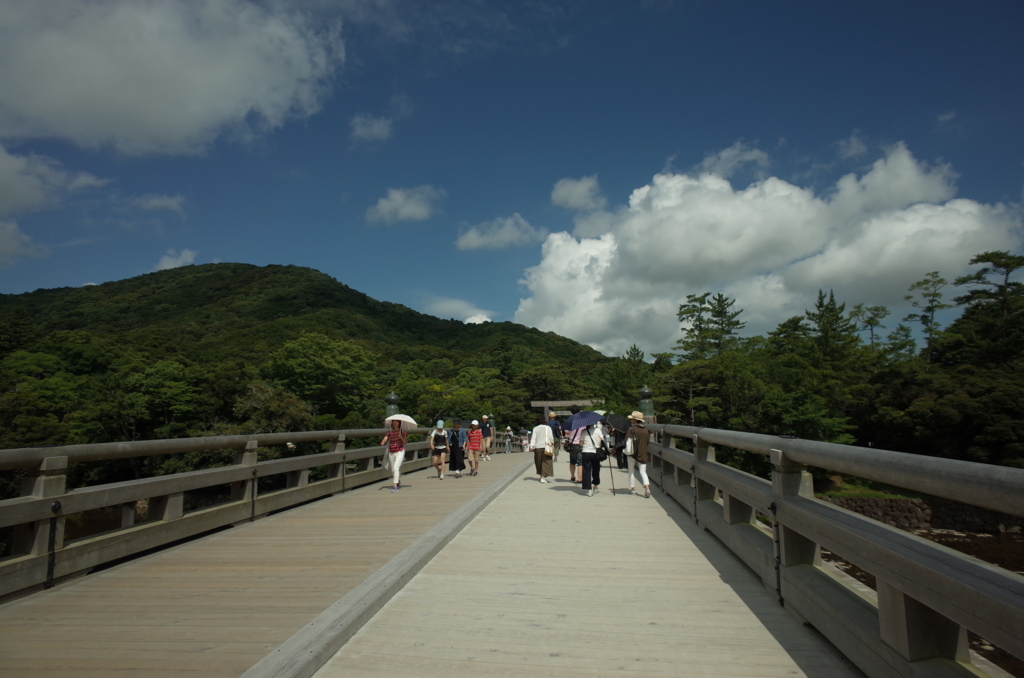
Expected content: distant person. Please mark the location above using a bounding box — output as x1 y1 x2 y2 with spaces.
565 404 583 484
380 418 407 492
579 421 605 497
448 419 467 478
626 411 651 498
480 415 494 460
430 420 449 479
547 412 562 460
530 417 554 483
504 426 514 453
466 420 483 476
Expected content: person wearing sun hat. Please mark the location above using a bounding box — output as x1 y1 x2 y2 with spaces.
465 420 483 476
430 420 449 479
625 411 652 498
503 425 514 453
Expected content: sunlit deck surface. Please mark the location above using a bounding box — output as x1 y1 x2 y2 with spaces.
0 453 862 677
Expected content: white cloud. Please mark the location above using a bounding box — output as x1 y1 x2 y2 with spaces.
424 296 493 322
455 213 547 250
155 248 197 270
552 175 606 211
937 110 957 123
696 140 769 179
366 185 446 224
837 131 868 159
514 142 1023 356
0 144 107 217
132 194 186 216
0 0 344 155
350 114 393 142
0 220 47 267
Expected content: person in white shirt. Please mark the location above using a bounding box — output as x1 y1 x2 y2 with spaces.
529 417 554 482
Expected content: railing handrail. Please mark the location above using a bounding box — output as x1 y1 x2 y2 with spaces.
0 428 433 471
650 424 1024 519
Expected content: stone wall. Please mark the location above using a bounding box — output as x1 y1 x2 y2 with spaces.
824 496 1024 533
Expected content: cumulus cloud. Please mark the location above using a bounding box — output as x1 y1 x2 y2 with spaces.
0 144 107 217
155 248 197 270
455 213 548 250
695 140 769 179
514 142 1023 356
552 175 606 211
424 296 493 323
0 0 344 155
0 220 47 267
350 114 393 142
132 194 186 216
366 185 446 224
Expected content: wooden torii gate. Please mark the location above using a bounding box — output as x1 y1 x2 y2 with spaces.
530 400 595 419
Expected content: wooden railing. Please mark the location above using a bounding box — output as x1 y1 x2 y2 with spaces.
0 429 438 601
647 424 1024 678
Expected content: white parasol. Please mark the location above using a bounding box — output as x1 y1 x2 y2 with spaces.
384 413 418 430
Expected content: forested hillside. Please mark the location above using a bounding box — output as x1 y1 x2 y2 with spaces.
0 263 633 498
2 252 1022 501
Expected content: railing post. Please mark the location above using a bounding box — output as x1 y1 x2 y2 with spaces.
692 435 715 524
13 456 67 557
327 434 346 493
770 448 819 567
877 581 969 662
231 441 259 502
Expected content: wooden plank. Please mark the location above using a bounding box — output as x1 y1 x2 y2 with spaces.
314 464 865 678
0 454 530 678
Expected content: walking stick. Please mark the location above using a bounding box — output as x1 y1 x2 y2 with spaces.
607 445 616 496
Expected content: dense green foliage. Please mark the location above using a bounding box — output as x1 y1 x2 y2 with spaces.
0 263 614 498
2 252 1022 499
654 251 1024 479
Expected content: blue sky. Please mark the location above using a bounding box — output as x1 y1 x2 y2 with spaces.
1 0 1022 356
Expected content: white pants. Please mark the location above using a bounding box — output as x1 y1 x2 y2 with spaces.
627 456 648 488
389 450 405 484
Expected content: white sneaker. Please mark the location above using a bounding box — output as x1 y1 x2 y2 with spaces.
586 489 594 497
540 477 548 483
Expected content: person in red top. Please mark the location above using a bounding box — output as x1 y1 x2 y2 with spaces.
380 419 407 492
465 420 484 476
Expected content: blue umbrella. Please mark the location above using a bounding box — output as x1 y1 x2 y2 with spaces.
564 410 605 430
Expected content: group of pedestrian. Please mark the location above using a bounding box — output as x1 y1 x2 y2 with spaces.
530 408 652 498
382 409 652 498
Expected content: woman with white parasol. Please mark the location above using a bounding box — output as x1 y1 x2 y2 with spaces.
382 414 416 492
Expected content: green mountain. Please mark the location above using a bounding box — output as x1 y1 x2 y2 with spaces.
0 263 606 366
0 263 623 473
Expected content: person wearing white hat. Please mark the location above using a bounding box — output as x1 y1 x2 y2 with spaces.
503 426 514 453
480 415 493 460
465 420 483 476
626 411 651 498
430 420 449 479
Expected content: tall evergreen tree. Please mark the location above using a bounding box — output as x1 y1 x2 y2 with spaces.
805 290 859 369
675 292 713 361
707 293 745 356
849 303 889 352
903 272 952 363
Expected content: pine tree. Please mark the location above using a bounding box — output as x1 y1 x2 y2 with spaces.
903 272 951 363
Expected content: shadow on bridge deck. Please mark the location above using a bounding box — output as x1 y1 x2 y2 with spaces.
309 462 866 677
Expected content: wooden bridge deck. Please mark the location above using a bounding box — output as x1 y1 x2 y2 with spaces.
0 453 862 677
314 461 863 677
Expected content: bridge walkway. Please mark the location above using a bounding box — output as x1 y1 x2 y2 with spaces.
314 461 863 677
0 454 526 677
